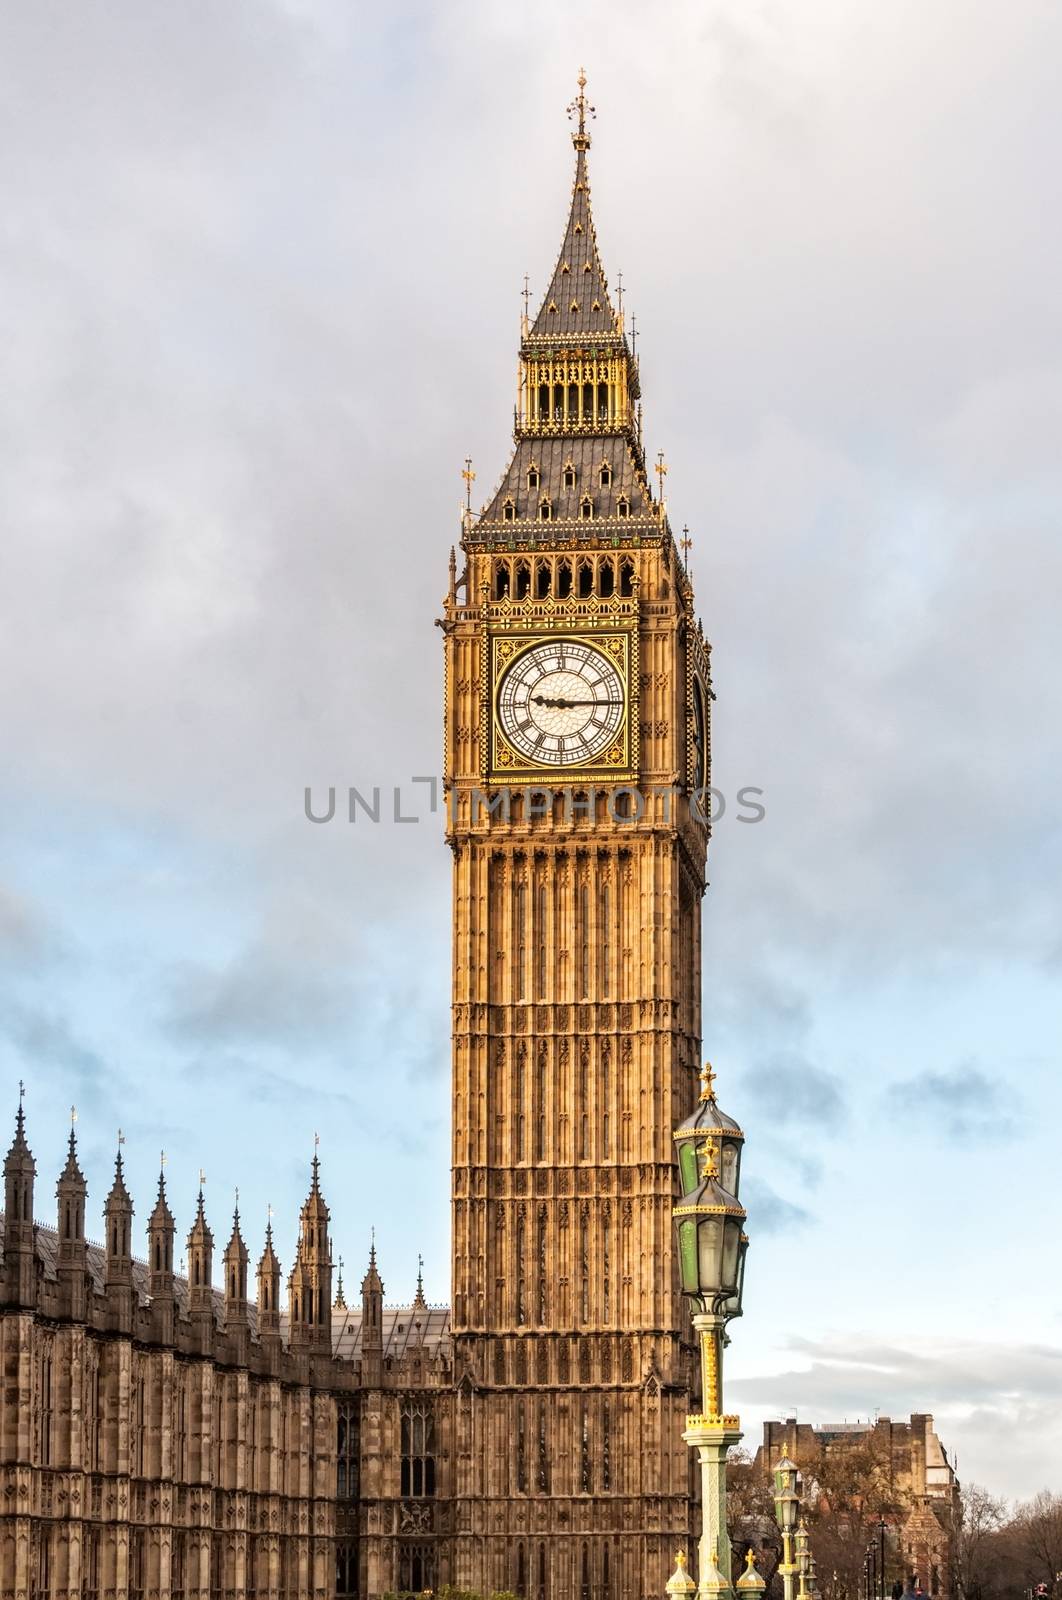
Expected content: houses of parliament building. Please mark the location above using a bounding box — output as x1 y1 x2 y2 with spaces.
2 77 722 1600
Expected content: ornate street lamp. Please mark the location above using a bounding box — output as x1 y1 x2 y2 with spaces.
878 1518 887 1600
796 1521 811 1600
773 1458 801 1600
672 1064 752 1600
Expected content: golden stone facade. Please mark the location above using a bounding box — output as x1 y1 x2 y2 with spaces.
1 82 713 1599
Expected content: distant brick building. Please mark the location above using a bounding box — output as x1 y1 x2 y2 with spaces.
758 1415 959 1596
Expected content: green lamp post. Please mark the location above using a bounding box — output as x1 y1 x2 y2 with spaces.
772 1458 801 1600
795 1520 811 1600
672 1064 750 1600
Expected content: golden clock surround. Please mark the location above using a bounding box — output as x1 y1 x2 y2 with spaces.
486 628 638 782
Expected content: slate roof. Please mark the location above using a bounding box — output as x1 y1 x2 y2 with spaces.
333 1303 451 1361
0 1216 451 1359
480 432 651 527
529 144 619 341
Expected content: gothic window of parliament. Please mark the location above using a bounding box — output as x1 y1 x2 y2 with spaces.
400 1400 436 1496
337 1402 358 1497
336 1543 357 1596
399 1542 435 1594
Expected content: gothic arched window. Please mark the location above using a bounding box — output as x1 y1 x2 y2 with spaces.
400 1401 436 1497
336 1404 358 1499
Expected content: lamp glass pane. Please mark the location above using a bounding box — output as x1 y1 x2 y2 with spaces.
722 1219 741 1289
678 1141 699 1196
697 1216 722 1291
678 1218 698 1293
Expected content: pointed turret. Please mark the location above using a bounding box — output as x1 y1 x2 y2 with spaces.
529 70 617 341
147 1159 175 1300
223 1194 249 1329
360 1234 384 1386
102 1135 135 1329
186 1182 214 1319
478 70 656 531
412 1252 427 1322
103 1139 133 1285
2 1088 37 1308
333 1256 347 1311
287 1147 332 1355
55 1113 87 1316
256 1213 282 1340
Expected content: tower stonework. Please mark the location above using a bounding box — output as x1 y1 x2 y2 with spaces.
443 77 712 1598
0 82 717 1600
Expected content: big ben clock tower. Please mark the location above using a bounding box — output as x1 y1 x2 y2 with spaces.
442 74 713 1599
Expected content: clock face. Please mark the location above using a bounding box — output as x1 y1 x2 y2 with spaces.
497 639 626 767
691 676 709 790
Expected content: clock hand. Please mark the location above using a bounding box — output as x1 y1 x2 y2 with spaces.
532 695 624 709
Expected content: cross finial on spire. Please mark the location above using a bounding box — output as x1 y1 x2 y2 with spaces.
567 67 595 149
462 457 476 512
699 1061 717 1102
681 525 693 560
655 450 668 501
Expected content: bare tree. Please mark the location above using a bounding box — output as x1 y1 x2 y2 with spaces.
953 1483 1007 1600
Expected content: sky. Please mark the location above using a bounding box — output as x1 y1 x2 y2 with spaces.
2 0 1061 1501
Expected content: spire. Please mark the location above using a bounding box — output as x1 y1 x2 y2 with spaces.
188 1181 212 1245
288 1147 333 1352
149 1154 174 1228
530 69 618 339
56 1109 86 1224
360 1232 384 1378
5 1081 34 1174
2 1083 37 1308
256 1206 282 1336
301 1135 330 1223
55 1106 87 1313
105 1133 132 1210
224 1191 249 1323
334 1256 347 1311
147 1153 176 1301
361 1230 383 1296
187 1173 214 1316
412 1252 427 1312
59 1112 85 1185
225 1191 246 1256
259 1209 279 1273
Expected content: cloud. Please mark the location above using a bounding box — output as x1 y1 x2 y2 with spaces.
2 0 1062 1498
743 1177 815 1236
0 888 61 967
883 1062 1020 1143
167 947 355 1049
731 1331 1062 1499
741 1054 847 1128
